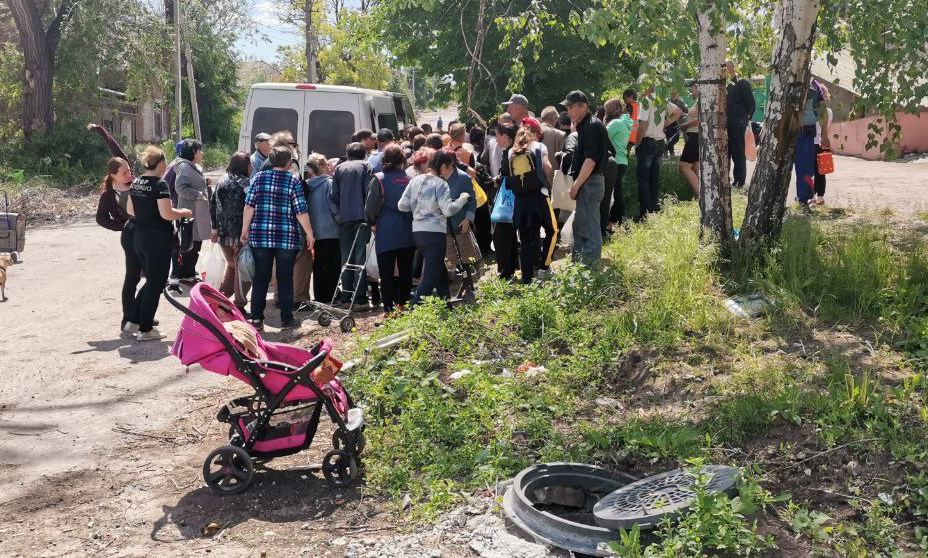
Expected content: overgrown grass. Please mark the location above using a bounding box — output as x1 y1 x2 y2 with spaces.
347 197 928 553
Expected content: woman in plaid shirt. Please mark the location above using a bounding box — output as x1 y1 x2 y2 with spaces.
241 146 315 330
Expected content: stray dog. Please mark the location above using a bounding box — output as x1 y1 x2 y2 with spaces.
0 253 11 301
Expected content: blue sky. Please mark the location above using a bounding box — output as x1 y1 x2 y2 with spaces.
236 0 299 62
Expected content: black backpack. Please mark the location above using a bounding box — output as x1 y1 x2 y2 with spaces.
508 148 543 195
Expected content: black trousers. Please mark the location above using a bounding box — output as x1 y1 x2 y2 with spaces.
312 238 341 303
412 231 449 304
728 123 747 187
600 157 619 235
171 240 202 281
252 247 298 322
120 221 142 325
814 145 827 197
514 192 549 284
133 227 173 333
609 164 628 223
636 138 664 219
377 247 415 312
493 222 519 280
474 204 493 258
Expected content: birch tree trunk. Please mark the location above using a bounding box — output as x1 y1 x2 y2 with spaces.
695 4 731 245
7 0 77 141
739 0 820 245
305 0 318 83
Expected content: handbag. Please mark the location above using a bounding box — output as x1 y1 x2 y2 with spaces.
744 125 757 161
174 217 196 254
551 170 575 211
816 148 834 175
490 178 515 224
471 177 488 208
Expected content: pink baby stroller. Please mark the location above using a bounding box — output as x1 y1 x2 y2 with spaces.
165 283 365 495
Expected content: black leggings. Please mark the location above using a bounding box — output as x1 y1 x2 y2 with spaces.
474 204 493 257
609 164 628 224
312 238 341 303
120 221 142 325
493 222 519 280
171 240 202 281
377 247 415 312
514 192 549 284
134 228 173 333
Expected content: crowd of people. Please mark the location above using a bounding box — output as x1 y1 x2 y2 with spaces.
96 60 833 339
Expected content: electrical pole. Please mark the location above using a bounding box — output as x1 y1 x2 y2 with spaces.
184 29 202 141
174 0 182 142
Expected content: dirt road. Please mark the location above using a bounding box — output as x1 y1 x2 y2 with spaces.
0 221 391 556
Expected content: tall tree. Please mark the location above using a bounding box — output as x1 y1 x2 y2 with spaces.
304 0 318 82
695 1 732 244
739 0 820 245
6 0 78 141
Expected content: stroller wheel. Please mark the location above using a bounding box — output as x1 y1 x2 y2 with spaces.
332 429 366 455
318 313 332 327
203 445 254 495
339 316 355 333
322 450 359 487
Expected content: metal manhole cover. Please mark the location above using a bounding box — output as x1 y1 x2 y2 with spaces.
592 465 738 530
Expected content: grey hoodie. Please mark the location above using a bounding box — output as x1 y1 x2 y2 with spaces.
398 174 470 234
306 175 340 240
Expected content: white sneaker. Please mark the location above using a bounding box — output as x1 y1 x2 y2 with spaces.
121 322 140 336
136 327 167 342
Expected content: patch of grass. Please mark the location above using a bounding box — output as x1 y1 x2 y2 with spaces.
347 195 928 553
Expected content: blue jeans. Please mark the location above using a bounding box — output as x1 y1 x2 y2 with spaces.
571 174 605 268
412 231 449 304
251 247 298 322
794 126 817 204
636 138 665 219
338 221 370 302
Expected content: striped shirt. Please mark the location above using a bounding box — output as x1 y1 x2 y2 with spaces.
245 169 308 250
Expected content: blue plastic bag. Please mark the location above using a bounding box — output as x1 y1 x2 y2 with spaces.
237 244 255 286
490 178 515 224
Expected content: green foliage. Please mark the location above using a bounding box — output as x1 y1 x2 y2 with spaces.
319 10 393 90
376 0 634 119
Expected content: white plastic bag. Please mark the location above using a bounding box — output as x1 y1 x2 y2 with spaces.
237 245 255 285
551 170 576 211
364 237 379 282
560 211 576 247
204 245 225 288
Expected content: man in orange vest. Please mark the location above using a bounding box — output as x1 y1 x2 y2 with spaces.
623 89 640 146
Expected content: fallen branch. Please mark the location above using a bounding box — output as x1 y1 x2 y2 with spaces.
773 437 879 472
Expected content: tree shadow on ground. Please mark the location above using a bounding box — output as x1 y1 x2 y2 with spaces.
150 466 366 543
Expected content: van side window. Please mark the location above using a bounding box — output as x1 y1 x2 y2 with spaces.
252 108 298 149
377 113 398 134
308 110 355 159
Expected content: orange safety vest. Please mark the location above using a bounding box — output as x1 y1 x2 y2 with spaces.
628 101 640 145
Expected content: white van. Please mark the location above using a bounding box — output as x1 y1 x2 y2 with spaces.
238 83 417 169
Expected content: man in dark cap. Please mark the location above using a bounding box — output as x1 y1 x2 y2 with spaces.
563 90 608 268
250 132 272 179
502 93 531 123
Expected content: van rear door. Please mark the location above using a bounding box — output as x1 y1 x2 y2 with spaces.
244 88 304 153
305 91 362 160
371 95 398 135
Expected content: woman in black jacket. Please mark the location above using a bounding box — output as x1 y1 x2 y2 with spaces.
95 156 146 334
